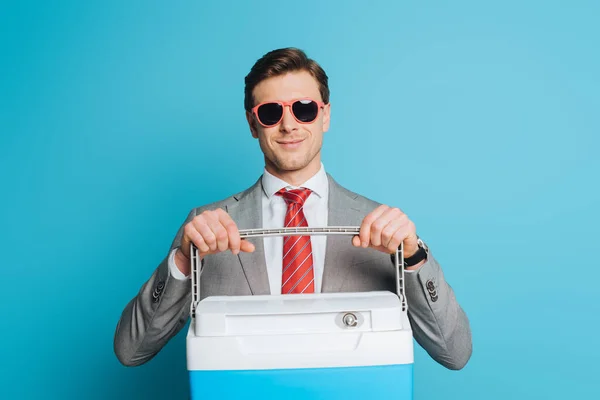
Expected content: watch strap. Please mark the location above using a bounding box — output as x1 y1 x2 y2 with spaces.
403 245 428 267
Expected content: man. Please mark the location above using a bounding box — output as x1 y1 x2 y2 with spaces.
114 47 472 370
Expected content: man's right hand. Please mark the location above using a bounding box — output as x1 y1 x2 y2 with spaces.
174 208 255 276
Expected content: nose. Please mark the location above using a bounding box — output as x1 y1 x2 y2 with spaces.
279 105 299 133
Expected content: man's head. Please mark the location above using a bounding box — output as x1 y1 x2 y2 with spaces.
244 48 330 185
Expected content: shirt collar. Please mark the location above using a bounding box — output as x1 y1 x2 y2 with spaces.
262 162 328 200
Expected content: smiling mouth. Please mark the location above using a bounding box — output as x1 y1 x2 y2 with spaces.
277 139 304 144
277 139 305 149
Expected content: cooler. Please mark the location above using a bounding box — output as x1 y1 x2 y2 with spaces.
186 227 414 400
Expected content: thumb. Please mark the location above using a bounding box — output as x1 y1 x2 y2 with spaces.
240 239 255 253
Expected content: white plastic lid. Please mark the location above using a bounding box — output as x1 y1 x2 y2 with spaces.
194 291 406 337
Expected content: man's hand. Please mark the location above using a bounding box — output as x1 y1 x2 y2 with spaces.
353 205 423 268
175 208 255 276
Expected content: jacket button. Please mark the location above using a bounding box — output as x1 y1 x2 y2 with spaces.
157 281 165 291
426 280 435 291
431 293 438 302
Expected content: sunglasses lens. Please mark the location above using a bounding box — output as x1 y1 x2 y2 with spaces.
257 103 283 126
292 100 319 122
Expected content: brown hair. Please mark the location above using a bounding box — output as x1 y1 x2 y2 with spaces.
244 47 330 111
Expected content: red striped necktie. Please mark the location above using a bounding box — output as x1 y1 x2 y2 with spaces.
276 187 315 294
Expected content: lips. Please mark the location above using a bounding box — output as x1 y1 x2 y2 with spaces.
277 139 304 144
277 138 305 149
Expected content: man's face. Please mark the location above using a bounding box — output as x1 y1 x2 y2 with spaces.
247 70 330 179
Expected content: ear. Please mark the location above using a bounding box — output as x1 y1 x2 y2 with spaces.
322 103 331 133
246 111 259 139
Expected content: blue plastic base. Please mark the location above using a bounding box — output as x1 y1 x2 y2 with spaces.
189 364 413 399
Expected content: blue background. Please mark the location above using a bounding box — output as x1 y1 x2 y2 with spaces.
1 1 598 399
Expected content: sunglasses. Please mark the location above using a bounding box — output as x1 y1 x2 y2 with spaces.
251 98 326 127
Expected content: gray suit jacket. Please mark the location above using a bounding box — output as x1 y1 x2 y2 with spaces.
114 174 472 370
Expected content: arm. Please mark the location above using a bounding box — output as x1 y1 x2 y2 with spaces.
113 209 195 367
113 206 254 367
356 204 472 370
404 252 472 370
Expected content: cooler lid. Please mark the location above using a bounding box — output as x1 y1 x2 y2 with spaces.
193 291 407 337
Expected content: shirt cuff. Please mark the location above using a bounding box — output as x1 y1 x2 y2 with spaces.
168 248 190 280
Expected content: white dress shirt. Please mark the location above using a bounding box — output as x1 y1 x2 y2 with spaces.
168 162 415 287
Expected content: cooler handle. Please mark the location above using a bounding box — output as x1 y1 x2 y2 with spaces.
189 226 406 317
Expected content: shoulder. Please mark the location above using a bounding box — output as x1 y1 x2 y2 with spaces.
191 196 235 216
327 173 383 212
186 177 261 217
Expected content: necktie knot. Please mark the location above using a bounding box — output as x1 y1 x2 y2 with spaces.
276 187 312 206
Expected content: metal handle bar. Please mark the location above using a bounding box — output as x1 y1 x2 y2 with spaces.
189 227 406 317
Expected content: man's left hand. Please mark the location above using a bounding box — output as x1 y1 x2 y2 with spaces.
352 205 422 266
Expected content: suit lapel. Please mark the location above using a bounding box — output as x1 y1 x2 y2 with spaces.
225 173 365 295
321 174 363 292
226 177 271 295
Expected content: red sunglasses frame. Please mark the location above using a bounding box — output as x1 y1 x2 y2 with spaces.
250 98 326 127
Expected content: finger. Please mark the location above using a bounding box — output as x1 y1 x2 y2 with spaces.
360 205 389 247
205 212 229 252
240 239 255 253
370 207 401 247
380 217 405 251
193 230 211 255
217 209 240 255
352 235 361 247
180 229 191 258
185 223 210 255
387 227 410 254
195 235 211 254
194 214 218 252
403 221 419 256
380 209 409 247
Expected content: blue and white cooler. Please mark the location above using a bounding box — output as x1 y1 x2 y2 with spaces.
186 227 414 400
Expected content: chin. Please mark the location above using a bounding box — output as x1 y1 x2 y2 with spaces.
270 156 307 171
267 149 319 174
278 161 307 171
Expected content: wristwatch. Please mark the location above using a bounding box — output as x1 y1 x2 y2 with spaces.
395 238 429 267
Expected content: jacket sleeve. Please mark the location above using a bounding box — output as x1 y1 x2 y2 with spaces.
404 250 473 370
113 208 196 367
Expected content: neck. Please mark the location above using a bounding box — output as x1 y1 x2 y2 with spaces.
265 159 321 187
